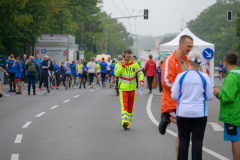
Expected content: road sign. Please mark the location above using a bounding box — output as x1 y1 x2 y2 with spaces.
203 48 214 60
79 50 84 55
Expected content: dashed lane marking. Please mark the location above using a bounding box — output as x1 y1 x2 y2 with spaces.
62 99 70 103
11 154 19 160
146 94 230 160
35 112 46 118
22 122 32 128
14 135 23 144
90 90 94 91
50 105 59 110
208 122 224 131
73 95 80 98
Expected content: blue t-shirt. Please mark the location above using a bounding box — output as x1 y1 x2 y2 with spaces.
7 60 15 73
35 58 43 71
100 62 107 73
70 64 77 75
110 64 115 71
15 62 22 78
218 64 223 71
54 64 59 73
82 66 88 73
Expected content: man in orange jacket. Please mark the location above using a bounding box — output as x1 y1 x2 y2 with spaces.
159 35 193 160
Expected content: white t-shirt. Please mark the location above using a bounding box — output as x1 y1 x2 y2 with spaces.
64 61 71 74
171 70 213 118
106 61 111 71
87 62 96 73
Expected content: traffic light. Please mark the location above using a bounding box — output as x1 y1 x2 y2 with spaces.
93 44 96 53
144 9 148 19
227 10 232 21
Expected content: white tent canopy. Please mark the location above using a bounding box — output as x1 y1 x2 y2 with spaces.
159 28 215 86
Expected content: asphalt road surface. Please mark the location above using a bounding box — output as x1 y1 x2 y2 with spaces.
0 77 233 160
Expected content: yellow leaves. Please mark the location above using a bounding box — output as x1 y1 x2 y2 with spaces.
14 14 33 27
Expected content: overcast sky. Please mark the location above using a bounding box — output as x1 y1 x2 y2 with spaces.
100 0 216 36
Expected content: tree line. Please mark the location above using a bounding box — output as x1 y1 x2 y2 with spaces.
0 0 133 60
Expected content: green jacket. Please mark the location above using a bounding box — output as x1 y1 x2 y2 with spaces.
115 60 144 91
218 67 240 126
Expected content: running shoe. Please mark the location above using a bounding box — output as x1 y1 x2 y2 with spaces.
158 113 171 135
15 92 22 95
44 92 51 96
8 89 13 92
33 92 36 95
39 88 42 91
0 93 2 97
123 122 129 130
83 85 86 89
12 90 16 92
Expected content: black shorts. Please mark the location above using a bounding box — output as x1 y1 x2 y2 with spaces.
107 70 110 75
66 73 71 77
219 71 223 73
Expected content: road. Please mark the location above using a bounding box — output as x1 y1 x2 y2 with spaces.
0 77 233 160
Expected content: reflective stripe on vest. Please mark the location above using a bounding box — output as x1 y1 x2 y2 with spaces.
119 77 136 84
121 117 132 122
121 113 133 117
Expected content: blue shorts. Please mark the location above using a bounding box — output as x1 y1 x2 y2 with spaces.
77 73 82 78
110 72 115 77
224 123 240 141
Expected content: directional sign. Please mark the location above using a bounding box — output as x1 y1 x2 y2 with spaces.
203 48 214 60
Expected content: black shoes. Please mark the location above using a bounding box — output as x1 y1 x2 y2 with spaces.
123 122 129 130
0 93 2 97
28 92 30 95
33 92 36 95
158 113 171 135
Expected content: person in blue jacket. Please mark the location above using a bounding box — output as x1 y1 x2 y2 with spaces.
82 62 88 89
53 61 59 88
100 57 108 87
6 54 16 92
13 57 22 94
109 60 115 88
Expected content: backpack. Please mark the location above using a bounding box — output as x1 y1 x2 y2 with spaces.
27 61 37 73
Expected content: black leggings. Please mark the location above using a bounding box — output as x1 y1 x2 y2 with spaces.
159 82 163 93
89 73 94 85
101 73 106 85
147 76 154 92
177 116 207 160
82 73 87 85
8 72 16 90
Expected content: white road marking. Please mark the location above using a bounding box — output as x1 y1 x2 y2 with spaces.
73 95 80 98
22 122 32 128
146 94 230 160
11 154 19 160
14 135 23 143
63 99 70 103
50 105 59 110
90 90 94 91
208 122 224 131
35 112 46 117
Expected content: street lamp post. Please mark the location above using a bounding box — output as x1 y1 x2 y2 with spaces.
81 14 97 44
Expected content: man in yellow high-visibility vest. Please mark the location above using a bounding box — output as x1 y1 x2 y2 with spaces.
114 49 144 130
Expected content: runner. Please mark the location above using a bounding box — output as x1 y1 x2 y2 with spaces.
114 49 144 130
57 60 66 90
76 60 83 89
171 50 213 160
106 57 112 85
159 35 193 160
12 57 22 94
70 60 77 88
96 60 101 86
218 60 223 80
21 54 27 85
156 60 163 96
42 56 53 96
35 54 43 83
133 56 141 88
0 67 9 97
109 60 115 88
64 57 71 88
82 62 88 89
100 57 108 87
25 56 39 95
6 54 16 92
53 61 59 88
145 54 157 94
87 57 96 88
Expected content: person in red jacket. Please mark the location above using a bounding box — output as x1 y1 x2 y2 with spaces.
145 54 156 94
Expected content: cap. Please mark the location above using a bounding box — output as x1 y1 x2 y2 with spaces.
133 55 137 59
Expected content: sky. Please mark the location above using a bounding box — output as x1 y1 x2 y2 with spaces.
99 0 217 36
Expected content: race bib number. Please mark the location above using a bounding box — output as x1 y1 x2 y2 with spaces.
78 69 82 72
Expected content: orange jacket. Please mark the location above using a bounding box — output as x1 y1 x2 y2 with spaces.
161 50 189 113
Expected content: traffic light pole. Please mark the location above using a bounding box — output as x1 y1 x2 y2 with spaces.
92 15 144 56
